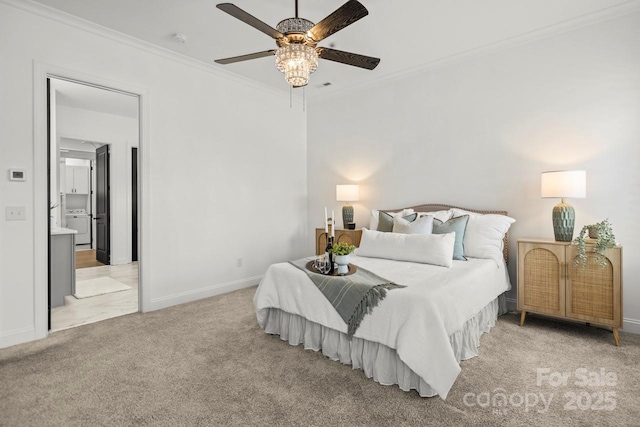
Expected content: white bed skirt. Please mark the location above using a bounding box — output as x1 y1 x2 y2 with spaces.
262 294 507 398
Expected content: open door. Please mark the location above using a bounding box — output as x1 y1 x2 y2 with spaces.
132 147 138 262
47 78 52 330
95 144 110 265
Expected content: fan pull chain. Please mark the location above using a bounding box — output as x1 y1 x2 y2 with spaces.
288 86 305 111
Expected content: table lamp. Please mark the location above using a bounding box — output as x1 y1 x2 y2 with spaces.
541 170 586 242
336 184 359 229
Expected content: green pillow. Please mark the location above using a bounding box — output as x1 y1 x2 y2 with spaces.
377 212 417 232
433 215 469 260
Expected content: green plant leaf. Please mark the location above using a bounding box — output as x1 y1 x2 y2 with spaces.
571 219 616 269
330 242 356 256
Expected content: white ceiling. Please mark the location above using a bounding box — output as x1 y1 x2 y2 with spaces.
52 78 139 119
59 137 104 152
34 0 636 97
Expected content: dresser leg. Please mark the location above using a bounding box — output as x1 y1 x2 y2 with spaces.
612 328 620 347
520 311 527 326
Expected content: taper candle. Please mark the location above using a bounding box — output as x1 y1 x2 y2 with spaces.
324 207 328 233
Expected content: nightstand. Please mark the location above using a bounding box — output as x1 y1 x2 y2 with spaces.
315 228 362 255
517 238 623 346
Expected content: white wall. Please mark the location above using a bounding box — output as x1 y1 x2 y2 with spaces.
307 13 640 331
56 104 138 264
0 2 307 348
48 86 60 227
57 105 138 144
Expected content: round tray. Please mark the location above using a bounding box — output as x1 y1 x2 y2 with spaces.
305 260 357 276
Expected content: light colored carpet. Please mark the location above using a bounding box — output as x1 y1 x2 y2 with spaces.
1 286 639 426
73 277 131 299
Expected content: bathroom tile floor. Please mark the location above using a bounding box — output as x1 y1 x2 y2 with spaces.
51 262 138 331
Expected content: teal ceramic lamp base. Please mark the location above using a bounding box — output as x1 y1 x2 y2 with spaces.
342 204 354 228
552 199 575 242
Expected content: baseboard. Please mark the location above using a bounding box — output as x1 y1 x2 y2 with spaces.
505 297 640 335
622 317 640 335
148 276 262 312
0 326 37 349
110 257 130 266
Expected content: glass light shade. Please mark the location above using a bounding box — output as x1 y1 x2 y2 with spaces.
275 44 318 87
336 185 359 202
541 170 586 199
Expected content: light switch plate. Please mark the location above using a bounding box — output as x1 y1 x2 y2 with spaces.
6 206 26 221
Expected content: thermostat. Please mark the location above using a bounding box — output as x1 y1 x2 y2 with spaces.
9 169 26 181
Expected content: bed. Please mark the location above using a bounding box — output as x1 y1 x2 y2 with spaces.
253 204 514 399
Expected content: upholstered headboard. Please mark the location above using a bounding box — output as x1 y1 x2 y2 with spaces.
387 204 510 264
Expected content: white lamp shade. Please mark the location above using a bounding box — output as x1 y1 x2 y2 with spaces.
541 170 586 198
336 184 359 202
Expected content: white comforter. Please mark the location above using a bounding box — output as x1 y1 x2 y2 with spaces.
253 255 511 399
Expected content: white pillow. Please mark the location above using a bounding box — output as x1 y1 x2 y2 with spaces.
356 228 455 268
393 214 433 234
369 208 414 231
418 210 452 223
451 208 480 218
450 209 515 262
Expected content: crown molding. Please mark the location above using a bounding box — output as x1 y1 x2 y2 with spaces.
3 0 639 104
0 0 295 100
308 0 640 102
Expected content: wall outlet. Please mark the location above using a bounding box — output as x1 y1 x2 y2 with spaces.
6 206 26 221
236 258 242 267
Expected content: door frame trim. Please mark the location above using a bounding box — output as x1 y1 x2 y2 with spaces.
34 61 151 340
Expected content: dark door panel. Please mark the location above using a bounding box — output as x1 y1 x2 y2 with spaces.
132 147 138 262
96 144 110 265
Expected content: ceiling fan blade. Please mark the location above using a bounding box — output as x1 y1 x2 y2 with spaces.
317 47 380 70
216 3 283 39
308 0 369 42
215 50 277 65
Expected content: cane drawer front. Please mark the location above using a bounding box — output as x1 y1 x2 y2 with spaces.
315 229 363 255
518 242 566 317
566 245 622 327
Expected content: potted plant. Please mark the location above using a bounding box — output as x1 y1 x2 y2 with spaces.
50 202 59 225
331 242 356 274
572 219 616 268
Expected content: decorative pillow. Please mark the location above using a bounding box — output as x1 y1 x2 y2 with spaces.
418 210 452 223
393 214 433 234
450 209 516 262
377 212 417 232
356 228 455 268
433 215 469 261
369 208 414 231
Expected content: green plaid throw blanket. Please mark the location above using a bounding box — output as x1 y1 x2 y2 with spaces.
289 258 405 337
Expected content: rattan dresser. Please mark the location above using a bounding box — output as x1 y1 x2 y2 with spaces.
315 228 362 255
517 238 623 346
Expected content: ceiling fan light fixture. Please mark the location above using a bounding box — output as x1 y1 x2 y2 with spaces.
214 1 380 88
276 17 314 34
276 44 318 87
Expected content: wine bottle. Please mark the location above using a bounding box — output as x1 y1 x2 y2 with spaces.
325 236 334 275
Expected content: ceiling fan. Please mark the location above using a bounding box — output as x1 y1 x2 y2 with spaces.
214 0 380 88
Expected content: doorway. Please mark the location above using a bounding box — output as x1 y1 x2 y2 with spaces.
48 77 140 331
